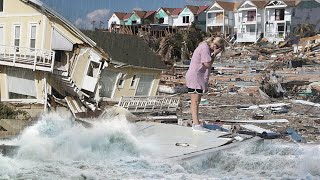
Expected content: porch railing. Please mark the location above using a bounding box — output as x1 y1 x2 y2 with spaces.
118 96 180 113
265 31 285 39
0 44 55 72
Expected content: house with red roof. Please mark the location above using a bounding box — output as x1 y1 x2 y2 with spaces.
108 12 128 30
206 1 239 36
124 10 156 25
172 5 209 31
155 7 177 25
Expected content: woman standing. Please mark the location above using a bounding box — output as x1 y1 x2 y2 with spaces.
185 37 225 132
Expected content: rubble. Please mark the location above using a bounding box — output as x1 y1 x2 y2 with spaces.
159 35 320 143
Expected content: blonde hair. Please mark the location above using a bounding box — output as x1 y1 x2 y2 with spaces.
202 37 225 51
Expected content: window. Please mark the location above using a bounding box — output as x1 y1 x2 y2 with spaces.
117 73 125 88
0 0 3 12
99 70 118 98
14 25 21 52
7 67 37 99
275 9 285 21
159 17 164 24
292 9 295 17
132 20 137 24
195 16 198 21
247 11 256 21
30 24 37 49
216 12 223 23
135 75 154 96
183 16 189 23
130 75 138 88
208 13 212 19
87 61 100 77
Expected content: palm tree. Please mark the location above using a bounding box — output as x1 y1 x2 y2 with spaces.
294 23 316 38
91 20 96 30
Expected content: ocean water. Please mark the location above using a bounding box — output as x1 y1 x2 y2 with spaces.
0 113 320 180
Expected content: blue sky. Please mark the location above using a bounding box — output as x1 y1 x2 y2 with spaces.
41 0 213 29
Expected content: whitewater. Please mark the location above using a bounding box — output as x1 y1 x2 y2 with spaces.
0 113 320 180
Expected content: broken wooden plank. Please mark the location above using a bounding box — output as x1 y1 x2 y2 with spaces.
239 103 290 110
209 119 289 124
292 100 320 107
240 124 275 134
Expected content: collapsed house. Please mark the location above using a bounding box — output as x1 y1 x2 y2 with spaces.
0 0 167 118
82 30 167 103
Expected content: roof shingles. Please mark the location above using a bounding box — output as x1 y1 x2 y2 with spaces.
82 30 166 70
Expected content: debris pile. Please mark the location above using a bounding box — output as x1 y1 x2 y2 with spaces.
159 35 320 143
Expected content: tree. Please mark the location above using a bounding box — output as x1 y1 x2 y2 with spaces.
294 23 316 38
91 20 96 30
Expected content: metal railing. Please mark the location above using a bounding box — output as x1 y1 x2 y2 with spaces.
0 44 55 72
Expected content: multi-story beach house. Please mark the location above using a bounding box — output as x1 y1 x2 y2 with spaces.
108 12 127 31
155 7 177 25
236 0 267 43
172 5 209 31
124 10 156 26
206 1 238 36
289 0 320 37
0 0 103 108
263 1 296 43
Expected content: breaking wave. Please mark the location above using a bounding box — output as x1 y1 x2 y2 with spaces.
0 113 319 179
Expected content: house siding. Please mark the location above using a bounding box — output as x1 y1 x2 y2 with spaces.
108 14 122 28
291 1 320 32
174 7 194 27
125 13 141 25
98 66 161 102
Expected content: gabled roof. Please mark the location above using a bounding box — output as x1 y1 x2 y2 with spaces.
172 8 183 16
283 0 298 6
21 0 96 47
144 11 156 19
161 7 176 15
185 5 209 15
82 30 167 70
113 12 127 20
215 1 237 11
251 0 268 8
123 13 132 20
133 10 147 19
197 5 209 14
238 0 268 9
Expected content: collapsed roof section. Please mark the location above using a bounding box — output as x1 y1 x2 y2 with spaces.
82 30 167 70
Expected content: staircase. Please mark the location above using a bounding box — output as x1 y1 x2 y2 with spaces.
51 67 98 118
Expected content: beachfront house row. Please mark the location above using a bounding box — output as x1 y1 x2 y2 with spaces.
172 5 209 31
124 10 156 25
0 0 105 110
108 12 127 31
206 1 238 36
236 0 267 43
82 30 167 103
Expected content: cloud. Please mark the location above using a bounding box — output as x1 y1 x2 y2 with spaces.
74 9 111 30
132 7 143 11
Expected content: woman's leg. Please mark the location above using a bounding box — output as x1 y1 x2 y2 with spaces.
190 93 202 125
